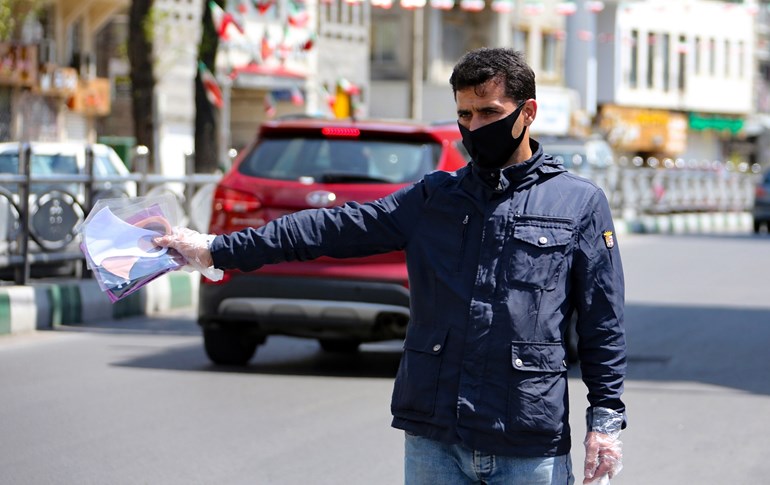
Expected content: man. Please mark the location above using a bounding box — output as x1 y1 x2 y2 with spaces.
155 47 626 485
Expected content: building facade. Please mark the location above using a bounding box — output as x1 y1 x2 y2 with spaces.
0 0 128 145
569 0 759 164
368 0 586 135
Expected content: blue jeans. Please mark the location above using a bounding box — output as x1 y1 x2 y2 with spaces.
404 432 575 485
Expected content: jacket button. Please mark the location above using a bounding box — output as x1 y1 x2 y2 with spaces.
433 344 442 352
514 358 523 367
538 236 548 245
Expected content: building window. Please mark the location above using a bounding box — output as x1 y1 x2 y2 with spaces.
694 36 701 75
738 41 745 78
541 32 557 76
647 32 656 89
514 28 529 58
662 33 670 92
725 39 731 77
630 30 638 88
709 38 716 76
370 16 399 63
678 35 686 91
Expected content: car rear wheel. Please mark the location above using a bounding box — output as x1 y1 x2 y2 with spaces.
753 219 764 234
203 328 259 366
318 339 361 354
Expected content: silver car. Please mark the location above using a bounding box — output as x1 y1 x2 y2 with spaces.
0 142 136 277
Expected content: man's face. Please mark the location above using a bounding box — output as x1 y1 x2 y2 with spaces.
456 79 521 133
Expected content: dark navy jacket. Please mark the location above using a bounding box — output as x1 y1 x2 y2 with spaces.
211 141 627 457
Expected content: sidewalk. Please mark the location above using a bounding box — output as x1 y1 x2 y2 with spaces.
0 271 198 337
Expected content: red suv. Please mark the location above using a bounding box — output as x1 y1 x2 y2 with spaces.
199 117 470 365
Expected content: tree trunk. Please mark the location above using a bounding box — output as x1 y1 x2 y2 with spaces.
195 1 223 174
128 0 155 172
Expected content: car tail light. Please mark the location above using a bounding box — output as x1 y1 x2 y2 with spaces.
321 127 360 138
757 186 768 198
213 186 262 213
210 186 264 232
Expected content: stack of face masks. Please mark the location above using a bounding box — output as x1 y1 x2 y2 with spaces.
78 195 185 302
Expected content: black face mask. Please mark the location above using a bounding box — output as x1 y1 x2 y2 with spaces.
458 100 527 169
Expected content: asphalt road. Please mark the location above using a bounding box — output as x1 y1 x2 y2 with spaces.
2 233 770 484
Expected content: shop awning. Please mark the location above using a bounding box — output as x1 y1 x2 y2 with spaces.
688 113 744 134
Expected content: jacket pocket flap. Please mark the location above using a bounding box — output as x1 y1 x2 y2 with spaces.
511 341 567 372
513 224 573 248
403 325 449 354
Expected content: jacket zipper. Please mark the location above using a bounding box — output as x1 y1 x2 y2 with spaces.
457 214 470 272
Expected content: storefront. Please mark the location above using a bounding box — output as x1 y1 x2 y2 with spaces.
599 104 688 159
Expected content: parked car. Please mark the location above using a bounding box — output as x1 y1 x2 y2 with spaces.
752 169 770 233
0 142 136 278
199 117 471 365
539 135 615 171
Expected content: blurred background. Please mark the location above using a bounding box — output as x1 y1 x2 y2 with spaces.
3 0 770 283
3 0 770 175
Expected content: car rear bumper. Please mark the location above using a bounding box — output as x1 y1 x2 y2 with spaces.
198 273 411 341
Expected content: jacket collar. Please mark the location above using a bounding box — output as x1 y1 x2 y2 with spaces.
468 139 566 193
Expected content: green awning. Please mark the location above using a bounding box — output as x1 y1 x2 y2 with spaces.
688 113 744 134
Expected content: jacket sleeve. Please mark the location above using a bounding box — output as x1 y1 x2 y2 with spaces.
209 181 426 272
572 188 627 426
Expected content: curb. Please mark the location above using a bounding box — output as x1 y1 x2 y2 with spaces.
0 271 199 337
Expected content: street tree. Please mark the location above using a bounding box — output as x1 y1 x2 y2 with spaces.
194 0 224 174
128 0 156 172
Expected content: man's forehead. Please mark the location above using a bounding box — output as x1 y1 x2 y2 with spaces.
456 80 511 108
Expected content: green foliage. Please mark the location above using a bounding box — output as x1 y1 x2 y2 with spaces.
0 0 44 42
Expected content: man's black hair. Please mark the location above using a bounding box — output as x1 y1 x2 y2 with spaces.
449 47 536 102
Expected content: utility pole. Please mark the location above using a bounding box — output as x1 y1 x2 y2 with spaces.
409 7 424 121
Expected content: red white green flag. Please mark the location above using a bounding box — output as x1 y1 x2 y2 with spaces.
199 61 223 109
209 1 244 41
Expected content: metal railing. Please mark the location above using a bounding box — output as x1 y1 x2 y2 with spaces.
0 143 221 285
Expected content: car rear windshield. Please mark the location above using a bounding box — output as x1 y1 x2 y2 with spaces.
237 136 441 183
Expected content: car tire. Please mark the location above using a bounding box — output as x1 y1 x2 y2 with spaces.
753 219 763 234
318 339 361 354
203 328 259 366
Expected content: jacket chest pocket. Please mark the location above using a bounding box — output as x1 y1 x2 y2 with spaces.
505 220 574 290
391 324 449 417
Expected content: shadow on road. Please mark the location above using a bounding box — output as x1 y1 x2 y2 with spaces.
95 301 770 394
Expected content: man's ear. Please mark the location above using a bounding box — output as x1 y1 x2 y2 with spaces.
523 99 538 126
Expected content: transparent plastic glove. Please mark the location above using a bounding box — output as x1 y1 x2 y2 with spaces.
583 407 624 485
153 227 223 281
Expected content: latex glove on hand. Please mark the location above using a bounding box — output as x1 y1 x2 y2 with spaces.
583 407 624 485
153 227 223 281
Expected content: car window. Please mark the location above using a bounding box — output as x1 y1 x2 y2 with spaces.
0 153 79 175
0 153 17 173
39 154 78 175
94 153 120 176
238 137 441 183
